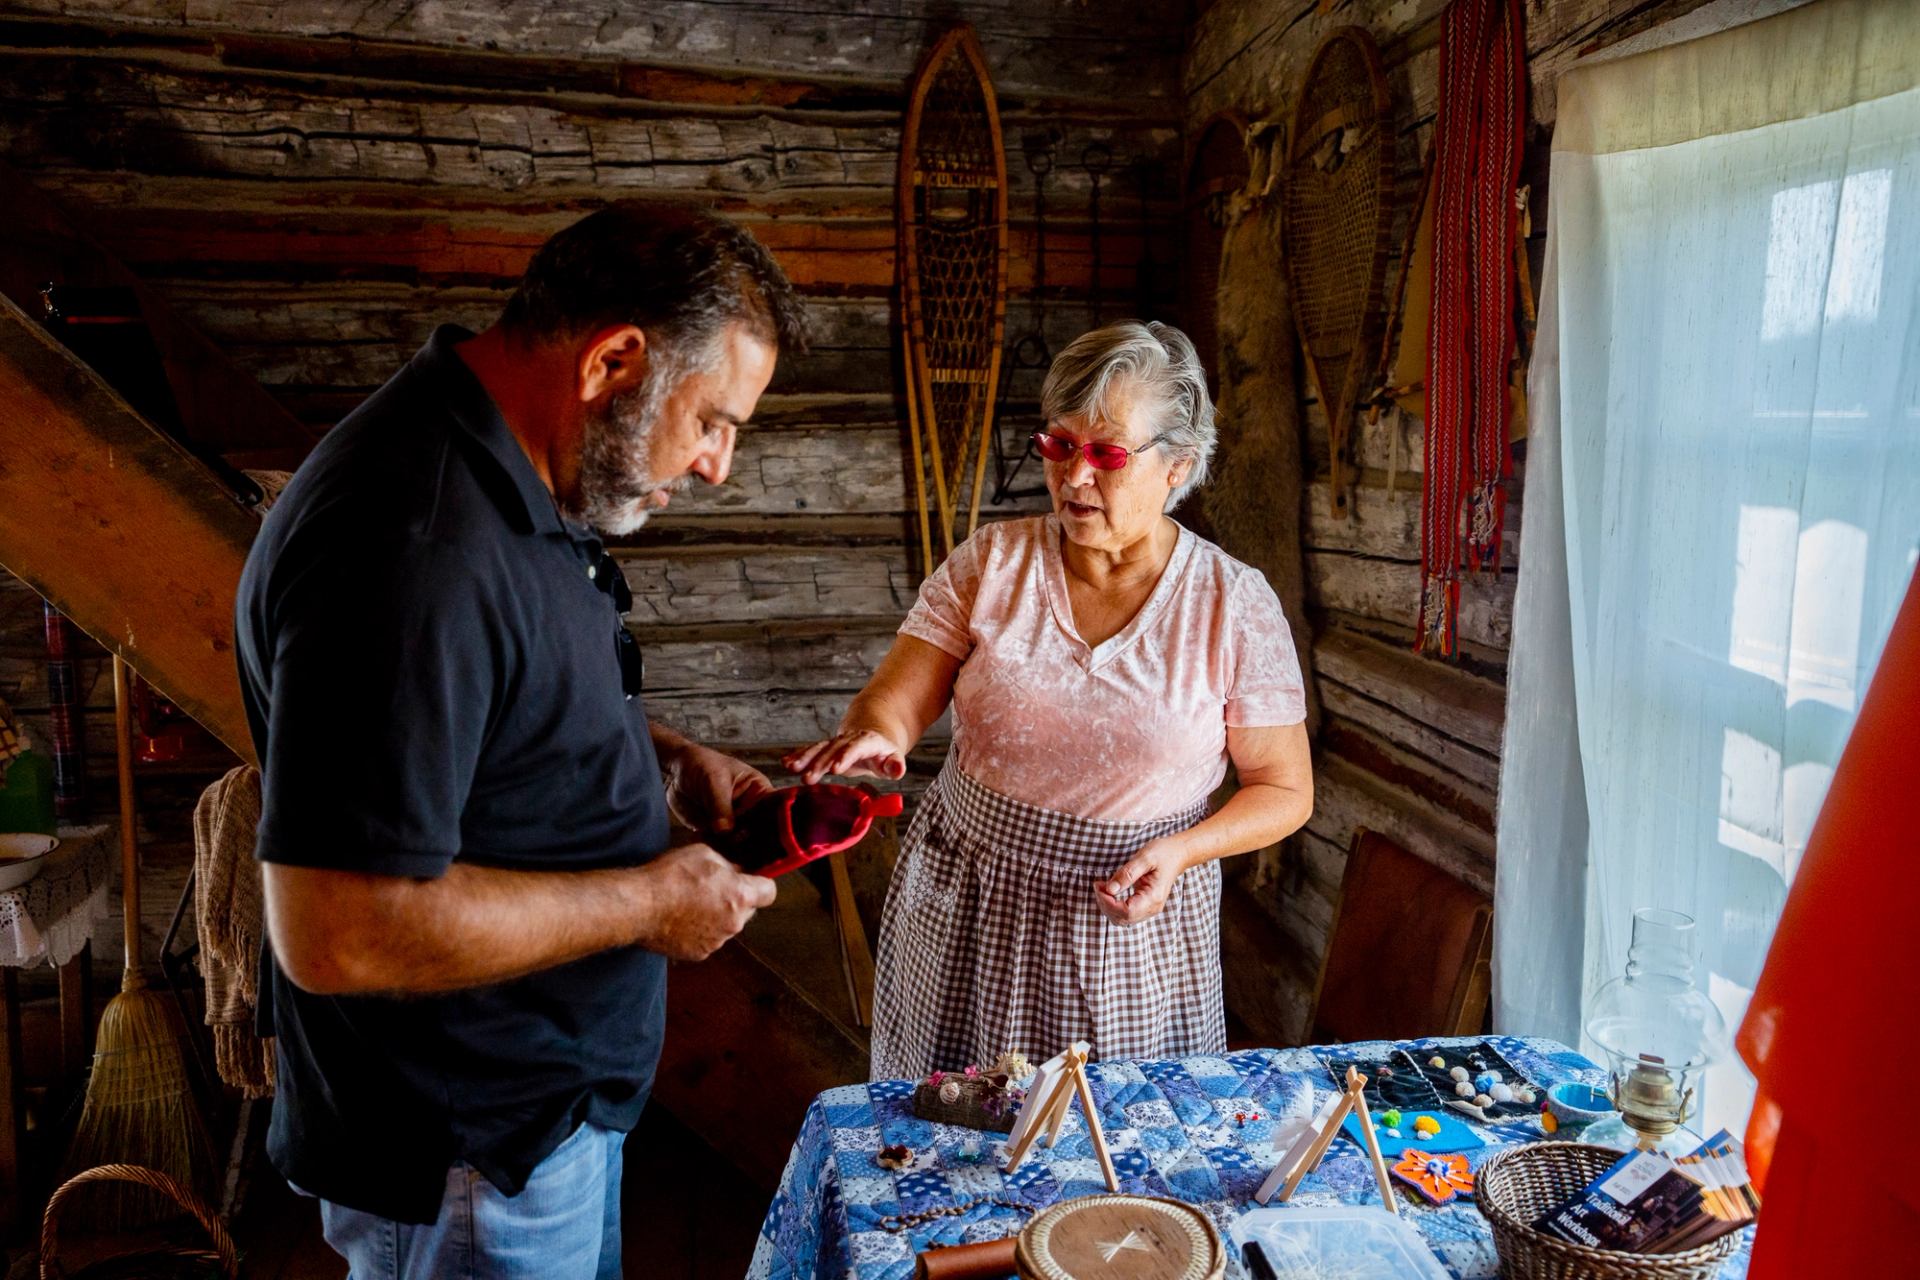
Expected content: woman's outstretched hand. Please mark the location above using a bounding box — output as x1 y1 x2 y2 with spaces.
783 729 908 784
1095 836 1194 925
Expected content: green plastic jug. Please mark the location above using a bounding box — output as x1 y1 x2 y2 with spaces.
0 748 57 836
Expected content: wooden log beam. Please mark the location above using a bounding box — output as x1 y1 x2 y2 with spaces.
1307 752 1494 896
0 13 1184 125
1305 552 1513 651
144 283 1117 412
1319 680 1499 798
0 57 1178 204
644 688 951 751
1305 478 1518 567
617 544 920 628
26 188 1165 298
8 0 1187 106
0 293 257 760
1305 402 1425 481
1320 718 1494 834
638 619 897 694
1310 626 1506 755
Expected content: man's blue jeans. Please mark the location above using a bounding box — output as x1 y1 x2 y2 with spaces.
314 1122 625 1280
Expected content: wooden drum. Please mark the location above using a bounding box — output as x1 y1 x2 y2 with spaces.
913 1195 1225 1280
1017 1196 1224 1280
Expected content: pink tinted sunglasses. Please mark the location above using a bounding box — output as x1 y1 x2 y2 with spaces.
1030 431 1169 471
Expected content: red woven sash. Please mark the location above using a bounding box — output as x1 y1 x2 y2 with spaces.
1420 0 1526 656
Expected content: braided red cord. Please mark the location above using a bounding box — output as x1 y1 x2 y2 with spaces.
1421 0 1526 656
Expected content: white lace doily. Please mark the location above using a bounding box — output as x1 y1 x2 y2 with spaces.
0 824 114 969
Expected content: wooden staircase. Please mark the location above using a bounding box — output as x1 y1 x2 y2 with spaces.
0 171 871 1197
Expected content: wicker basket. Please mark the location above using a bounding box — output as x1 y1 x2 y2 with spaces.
1476 1143 1739 1280
40 1164 239 1280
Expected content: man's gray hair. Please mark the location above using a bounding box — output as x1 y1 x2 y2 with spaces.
1040 321 1216 510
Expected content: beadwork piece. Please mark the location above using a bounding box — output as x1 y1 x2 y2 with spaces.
1410 1042 1541 1122
1391 1149 1476 1205
1321 1056 1440 1112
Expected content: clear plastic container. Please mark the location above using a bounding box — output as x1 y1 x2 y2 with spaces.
1233 1205 1452 1280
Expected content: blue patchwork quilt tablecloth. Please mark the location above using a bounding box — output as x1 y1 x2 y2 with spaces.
748 1036 1752 1280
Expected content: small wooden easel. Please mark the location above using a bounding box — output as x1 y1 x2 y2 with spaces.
1001 1042 1119 1192
1255 1064 1398 1215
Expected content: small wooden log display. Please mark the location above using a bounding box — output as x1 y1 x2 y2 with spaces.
911 1072 1019 1132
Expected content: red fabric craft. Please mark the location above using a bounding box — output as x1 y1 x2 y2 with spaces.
723 783 904 878
1420 0 1525 655
1737 573 1920 1273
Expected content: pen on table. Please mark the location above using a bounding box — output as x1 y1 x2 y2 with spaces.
1241 1240 1280 1280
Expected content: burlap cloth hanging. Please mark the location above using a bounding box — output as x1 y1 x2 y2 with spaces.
192 765 274 1098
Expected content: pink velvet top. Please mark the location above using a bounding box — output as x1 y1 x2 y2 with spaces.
900 515 1306 822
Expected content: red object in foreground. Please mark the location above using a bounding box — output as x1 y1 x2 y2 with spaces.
723 783 904 878
1738 572 1920 1273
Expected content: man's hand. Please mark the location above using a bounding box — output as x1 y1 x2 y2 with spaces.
635 843 777 961
663 740 777 837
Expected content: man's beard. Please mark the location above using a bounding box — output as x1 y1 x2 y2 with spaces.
568 363 687 536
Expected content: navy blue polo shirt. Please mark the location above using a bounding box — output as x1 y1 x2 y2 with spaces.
235 325 671 1224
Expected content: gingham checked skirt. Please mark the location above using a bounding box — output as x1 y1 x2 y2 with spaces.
869 764 1225 1080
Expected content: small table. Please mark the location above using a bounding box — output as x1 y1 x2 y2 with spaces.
0 824 115 1227
749 1036 1753 1280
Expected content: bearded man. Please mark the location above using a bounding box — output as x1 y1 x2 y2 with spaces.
234 204 807 1279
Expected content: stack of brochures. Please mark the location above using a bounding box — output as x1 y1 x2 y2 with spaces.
1532 1130 1758 1253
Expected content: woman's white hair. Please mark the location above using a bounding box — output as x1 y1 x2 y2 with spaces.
1039 320 1216 510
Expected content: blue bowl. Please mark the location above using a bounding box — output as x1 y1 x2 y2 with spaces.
1545 1081 1615 1133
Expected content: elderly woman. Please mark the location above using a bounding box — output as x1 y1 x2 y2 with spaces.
788 321 1313 1079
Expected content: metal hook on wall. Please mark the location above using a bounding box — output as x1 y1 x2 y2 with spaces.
989 133 1062 505
1081 142 1114 324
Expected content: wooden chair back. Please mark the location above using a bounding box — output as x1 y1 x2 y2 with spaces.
1308 828 1492 1045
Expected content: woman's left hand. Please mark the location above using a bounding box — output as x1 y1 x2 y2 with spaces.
1095 837 1195 925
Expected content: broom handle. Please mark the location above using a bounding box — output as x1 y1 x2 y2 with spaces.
112 655 140 973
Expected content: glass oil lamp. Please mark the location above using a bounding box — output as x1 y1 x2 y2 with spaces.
1583 908 1727 1155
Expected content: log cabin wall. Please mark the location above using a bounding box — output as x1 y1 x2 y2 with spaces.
1185 0 1737 1043
0 0 1188 992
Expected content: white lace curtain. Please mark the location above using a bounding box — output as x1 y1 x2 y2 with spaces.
1496 0 1920 1138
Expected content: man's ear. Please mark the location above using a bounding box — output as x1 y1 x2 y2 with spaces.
577 324 648 404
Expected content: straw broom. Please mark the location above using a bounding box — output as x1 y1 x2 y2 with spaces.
56 655 217 1230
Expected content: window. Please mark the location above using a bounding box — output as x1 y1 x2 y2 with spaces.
1497 0 1919 1138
